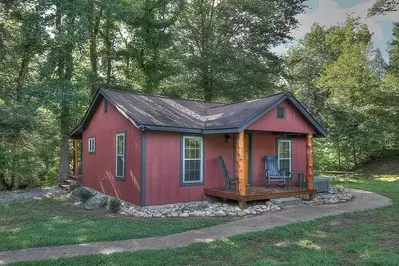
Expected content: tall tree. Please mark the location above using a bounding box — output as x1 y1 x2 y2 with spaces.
87 0 103 96
285 16 387 169
174 0 306 101
368 0 399 16
370 49 387 81
388 23 399 77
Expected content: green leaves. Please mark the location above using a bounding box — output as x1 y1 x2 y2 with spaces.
368 0 399 16
286 15 398 170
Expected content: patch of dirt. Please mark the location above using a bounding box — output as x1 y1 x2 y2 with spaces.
376 232 399 251
327 217 363 227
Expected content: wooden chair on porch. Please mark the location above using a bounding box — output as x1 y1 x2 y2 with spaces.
264 156 291 187
218 156 237 190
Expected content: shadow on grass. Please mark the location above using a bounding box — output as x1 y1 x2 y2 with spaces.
0 196 229 251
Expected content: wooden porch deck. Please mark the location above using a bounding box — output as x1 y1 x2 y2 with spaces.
204 186 316 202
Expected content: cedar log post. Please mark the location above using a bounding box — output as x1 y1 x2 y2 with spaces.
236 131 247 209
73 139 78 178
306 133 315 200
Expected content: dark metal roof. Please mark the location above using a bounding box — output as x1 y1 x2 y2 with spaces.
69 88 327 138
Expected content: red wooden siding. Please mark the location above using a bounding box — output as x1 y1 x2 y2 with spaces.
82 98 142 204
251 132 306 187
145 131 306 205
145 133 234 205
247 100 316 134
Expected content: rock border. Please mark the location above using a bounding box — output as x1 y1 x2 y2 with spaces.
71 186 355 218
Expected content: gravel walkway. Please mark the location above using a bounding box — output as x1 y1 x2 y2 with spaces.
0 187 63 204
0 189 392 265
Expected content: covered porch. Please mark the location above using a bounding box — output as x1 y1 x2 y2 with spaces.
206 131 316 208
204 186 315 202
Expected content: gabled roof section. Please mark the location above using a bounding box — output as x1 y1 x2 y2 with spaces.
69 89 327 138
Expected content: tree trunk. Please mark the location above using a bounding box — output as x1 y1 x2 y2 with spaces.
56 8 75 184
16 54 31 103
103 12 112 85
352 139 357 167
88 0 102 96
337 135 341 170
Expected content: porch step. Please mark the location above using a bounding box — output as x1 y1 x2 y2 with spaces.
270 197 301 206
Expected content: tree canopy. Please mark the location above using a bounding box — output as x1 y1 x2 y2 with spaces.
1 0 399 189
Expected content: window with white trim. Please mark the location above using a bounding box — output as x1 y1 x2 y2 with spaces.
116 132 125 178
182 136 203 184
277 140 291 174
88 137 96 154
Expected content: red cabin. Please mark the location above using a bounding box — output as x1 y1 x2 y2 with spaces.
70 89 326 207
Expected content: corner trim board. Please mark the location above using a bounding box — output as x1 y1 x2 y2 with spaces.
249 132 254 185
141 131 146 206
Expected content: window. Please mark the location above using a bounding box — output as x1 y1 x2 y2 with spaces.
277 106 285 119
88 137 96 154
104 99 108 113
277 140 291 174
182 136 203 184
116 132 125 179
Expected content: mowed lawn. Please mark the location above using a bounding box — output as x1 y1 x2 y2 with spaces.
13 174 399 266
0 195 229 251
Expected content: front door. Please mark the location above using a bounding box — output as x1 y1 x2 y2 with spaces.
277 139 292 174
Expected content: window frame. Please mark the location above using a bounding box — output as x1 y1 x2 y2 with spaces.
277 139 291 175
88 137 96 154
104 99 108 113
115 131 126 180
180 135 204 186
276 106 286 119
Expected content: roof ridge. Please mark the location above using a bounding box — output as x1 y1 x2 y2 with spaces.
101 88 225 105
207 91 287 110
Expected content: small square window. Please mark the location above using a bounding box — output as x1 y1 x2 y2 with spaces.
277 107 285 119
104 99 108 113
88 137 96 154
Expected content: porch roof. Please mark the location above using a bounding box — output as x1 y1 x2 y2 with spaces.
69 88 327 138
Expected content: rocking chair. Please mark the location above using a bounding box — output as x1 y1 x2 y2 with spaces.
218 156 237 190
264 156 291 187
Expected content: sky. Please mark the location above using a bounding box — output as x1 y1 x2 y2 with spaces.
273 0 399 61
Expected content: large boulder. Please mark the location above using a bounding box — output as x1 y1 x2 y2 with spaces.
71 187 97 203
84 194 107 210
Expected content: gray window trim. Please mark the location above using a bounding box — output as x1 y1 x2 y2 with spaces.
180 135 205 186
88 137 96 155
115 131 126 180
104 99 108 113
276 106 286 119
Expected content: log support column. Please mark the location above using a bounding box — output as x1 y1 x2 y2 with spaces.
306 134 315 200
73 139 79 178
236 131 247 209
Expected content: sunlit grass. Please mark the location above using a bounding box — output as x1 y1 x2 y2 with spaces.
14 173 399 266
0 195 229 251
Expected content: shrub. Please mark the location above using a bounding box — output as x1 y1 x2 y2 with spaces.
43 166 58 186
80 188 96 203
109 198 121 213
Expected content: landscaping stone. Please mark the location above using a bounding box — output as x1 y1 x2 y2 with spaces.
215 210 226 217
84 194 107 210
119 200 283 219
73 185 354 218
271 197 301 206
300 187 355 205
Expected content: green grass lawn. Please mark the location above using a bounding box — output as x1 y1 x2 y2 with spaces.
0 195 229 251
13 174 399 266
